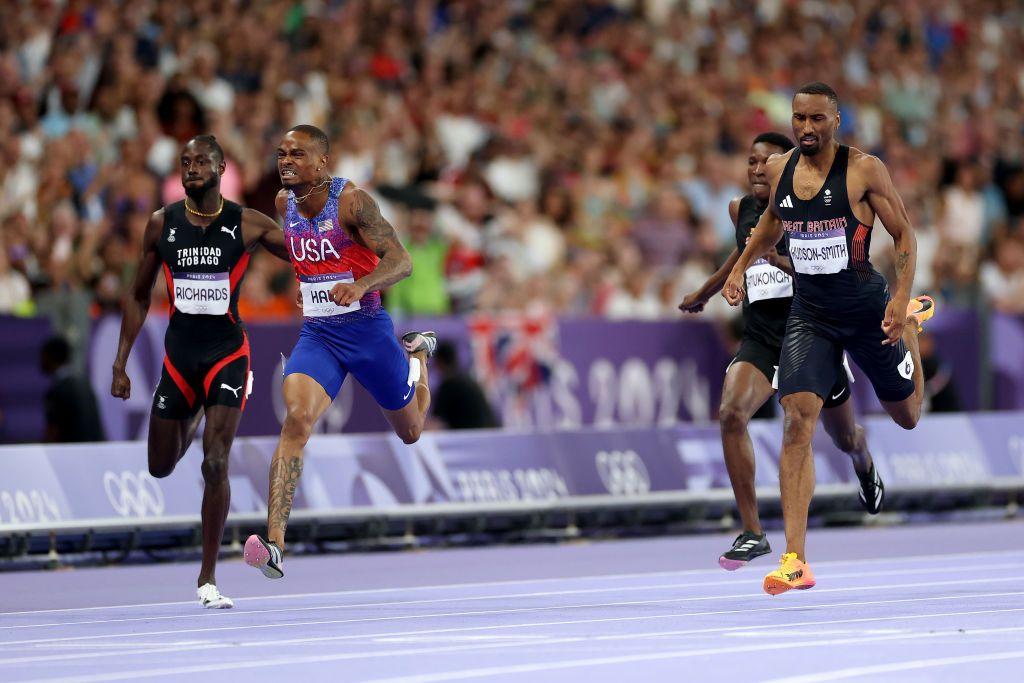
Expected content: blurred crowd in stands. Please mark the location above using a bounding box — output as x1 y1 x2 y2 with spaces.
1 0 1023 358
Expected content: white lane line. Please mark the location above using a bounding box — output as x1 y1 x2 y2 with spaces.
5 548 1022 617
7 559 1024 632
3 591 1022 667
4 574 1023 648
762 650 1024 683
29 616 1024 682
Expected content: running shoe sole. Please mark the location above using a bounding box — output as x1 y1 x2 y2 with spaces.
719 556 746 571
244 534 283 579
763 575 816 595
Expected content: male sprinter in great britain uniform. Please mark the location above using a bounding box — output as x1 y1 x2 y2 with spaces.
724 83 935 595
681 132 881 571
111 135 290 608
244 125 435 579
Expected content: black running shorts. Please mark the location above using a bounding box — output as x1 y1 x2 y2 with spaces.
778 293 915 404
153 325 252 420
730 335 851 409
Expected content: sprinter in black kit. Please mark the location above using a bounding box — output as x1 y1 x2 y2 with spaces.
111 136 288 608
723 83 935 596
681 133 878 573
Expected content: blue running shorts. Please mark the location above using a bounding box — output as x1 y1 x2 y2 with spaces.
283 310 416 411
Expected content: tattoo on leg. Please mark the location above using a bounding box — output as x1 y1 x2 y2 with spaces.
268 455 303 536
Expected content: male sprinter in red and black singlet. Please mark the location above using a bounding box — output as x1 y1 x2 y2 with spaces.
681 132 880 572
111 135 289 608
243 125 435 580
724 83 935 595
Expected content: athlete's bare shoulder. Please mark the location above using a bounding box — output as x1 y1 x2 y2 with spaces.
274 188 290 218
765 149 793 181
847 146 891 188
728 196 743 228
144 207 166 235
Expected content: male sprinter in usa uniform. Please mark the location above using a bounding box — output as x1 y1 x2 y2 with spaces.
112 136 289 608
244 125 435 579
681 132 880 571
724 83 934 595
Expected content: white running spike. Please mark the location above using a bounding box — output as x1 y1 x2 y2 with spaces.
197 583 233 609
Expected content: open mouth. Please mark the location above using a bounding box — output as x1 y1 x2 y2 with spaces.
280 168 297 179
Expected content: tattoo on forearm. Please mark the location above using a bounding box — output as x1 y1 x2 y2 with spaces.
347 189 412 289
896 249 910 274
268 455 303 535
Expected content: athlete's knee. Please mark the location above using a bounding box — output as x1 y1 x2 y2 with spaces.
893 408 919 430
830 426 861 453
719 403 750 436
201 455 229 483
281 406 316 443
397 422 423 445
149 461 175 479
781 403 817 445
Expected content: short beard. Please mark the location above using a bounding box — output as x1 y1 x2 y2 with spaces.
183 177 218 200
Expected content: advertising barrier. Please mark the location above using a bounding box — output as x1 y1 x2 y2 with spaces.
2 412 1022 533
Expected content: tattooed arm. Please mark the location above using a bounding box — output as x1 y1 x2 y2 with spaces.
862 153 917 345
328 184 412 306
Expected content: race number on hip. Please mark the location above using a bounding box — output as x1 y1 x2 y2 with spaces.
788 228 848 275
173 272 230 315
299 272 362 317
745 259 793 302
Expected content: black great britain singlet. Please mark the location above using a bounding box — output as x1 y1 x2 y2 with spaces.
157 200 250 337
735 194 793 349
774 145 886 314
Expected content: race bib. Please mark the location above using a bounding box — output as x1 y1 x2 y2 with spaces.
788 228 848 275
173 272 230 315
300 272 362 317
744 258 793 303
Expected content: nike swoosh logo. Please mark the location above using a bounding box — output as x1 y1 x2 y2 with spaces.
289 221 301 227
403 384 415 401
831 391 845 400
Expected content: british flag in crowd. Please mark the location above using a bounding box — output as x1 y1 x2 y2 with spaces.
467 312 560 427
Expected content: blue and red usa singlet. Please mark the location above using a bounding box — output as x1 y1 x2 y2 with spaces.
281 177 417 410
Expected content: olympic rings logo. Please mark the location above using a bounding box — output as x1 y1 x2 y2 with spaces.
103 470 166 517
595 449 651 497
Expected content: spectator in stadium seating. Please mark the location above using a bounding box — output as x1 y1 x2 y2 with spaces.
388 207 451 317
0 239 34 316
40 336 104 443
430 341 499 431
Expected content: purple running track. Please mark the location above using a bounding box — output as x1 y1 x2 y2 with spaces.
2 520 1023 682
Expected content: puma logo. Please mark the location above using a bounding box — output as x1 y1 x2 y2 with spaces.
220 383 242 398
221 225 239 239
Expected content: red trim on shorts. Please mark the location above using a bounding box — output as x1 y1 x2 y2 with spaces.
163 356 195 406
162 264 175 308
229 252 251 291
202 332 251 399
852 224 870 262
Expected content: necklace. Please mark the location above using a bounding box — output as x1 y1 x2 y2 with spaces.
185 196 224 218
293 177 331 203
